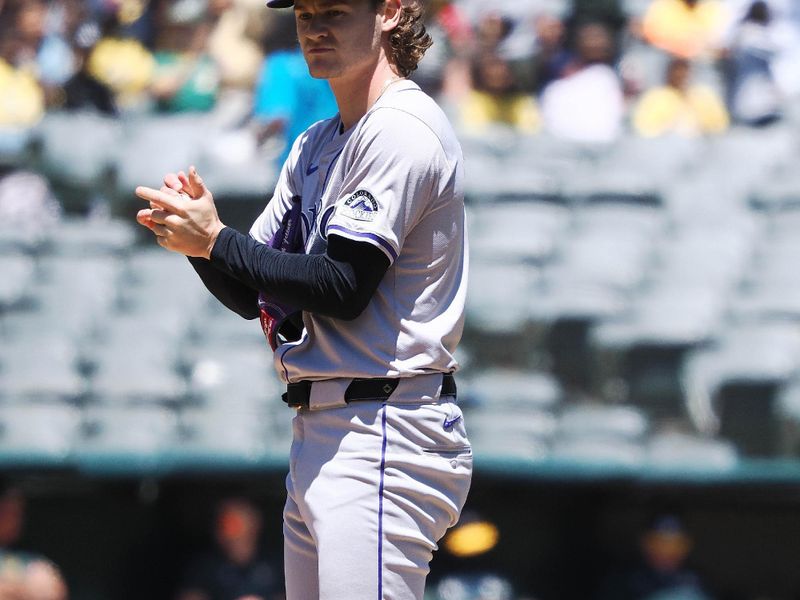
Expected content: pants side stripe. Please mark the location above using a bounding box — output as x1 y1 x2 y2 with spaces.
377 403 389 600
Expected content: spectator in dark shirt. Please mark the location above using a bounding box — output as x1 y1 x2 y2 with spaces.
62 21 117 115
565 0 629 58
723 0 782 126
596 512 712 600
176 498 283 600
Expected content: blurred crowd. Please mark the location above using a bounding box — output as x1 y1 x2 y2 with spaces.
0 0 799 162
1 477 715 600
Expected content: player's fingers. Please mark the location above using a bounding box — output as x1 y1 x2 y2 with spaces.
160 185 180 197
188 165 208 198
178 170 199 199
178 169 191 187
149 208 182 226
135 186 186 215
150 223 170 237
163 172 182 192
136 209 156 229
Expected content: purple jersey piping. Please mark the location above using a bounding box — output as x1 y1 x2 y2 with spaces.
327 225 398 261
377 403 388 599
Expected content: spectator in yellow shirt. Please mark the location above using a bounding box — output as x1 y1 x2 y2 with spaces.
632 57 729 137
642 0 729 59
460 53 540 134
0 59 45 127
0 31 45 127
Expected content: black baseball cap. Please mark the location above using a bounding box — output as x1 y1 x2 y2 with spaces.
266 0 294 6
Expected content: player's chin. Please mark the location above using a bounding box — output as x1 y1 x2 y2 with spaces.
305 58 340 80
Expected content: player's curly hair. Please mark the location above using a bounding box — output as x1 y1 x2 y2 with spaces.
375 0 432 78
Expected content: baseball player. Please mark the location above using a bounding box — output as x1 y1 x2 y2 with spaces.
134 1 472 599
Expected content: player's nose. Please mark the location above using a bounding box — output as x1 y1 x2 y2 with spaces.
302 16 330 40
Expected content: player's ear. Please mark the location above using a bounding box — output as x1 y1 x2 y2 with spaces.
380 0 402 33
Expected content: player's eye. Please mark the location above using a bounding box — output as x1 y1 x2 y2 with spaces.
295 10 312 20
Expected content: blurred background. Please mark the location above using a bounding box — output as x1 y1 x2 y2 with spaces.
1 0 800 598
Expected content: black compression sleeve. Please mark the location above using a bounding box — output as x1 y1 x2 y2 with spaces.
208 227 390 321
187 256 260 319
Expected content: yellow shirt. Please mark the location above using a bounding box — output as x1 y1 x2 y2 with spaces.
461 90 540 134
0 60 45 127
88 37 155 106
642 0 728 59
633 85 729 137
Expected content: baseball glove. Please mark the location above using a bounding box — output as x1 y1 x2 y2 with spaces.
259 195 305 351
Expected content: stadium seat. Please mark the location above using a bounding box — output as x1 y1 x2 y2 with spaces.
35 111 122 188
0 253 35 309
465 261 539 334
562 162 663 207
712 125 795 201
528 280 629 324
0 336 85 403
120 247 208 315
89 352 187 405
542 228 654 294
591 285 726 349
112 113 212 198
551 402 649 469
187 342 283 408
187 301 265 348
750 174 800 213
557 403 649 441
85 315 188 404
460 368 562 410
682 320 800 440
464 158 563 204
573 203 666 239
653 225 756 292
195 128 278 199
45 216 137 257
646 431 738 473
465 409 555 461
467 200 570 265
549 437 646 470
0 401 82 462
75 404 179 467
0 224 40 254
168 405 279 463
2 254 120 348
602 133 701 188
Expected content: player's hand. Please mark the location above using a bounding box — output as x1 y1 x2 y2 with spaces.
135 166 225 259
162 167 203 199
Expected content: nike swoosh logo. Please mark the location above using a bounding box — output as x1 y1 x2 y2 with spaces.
306 163 319 176
443 415 462 430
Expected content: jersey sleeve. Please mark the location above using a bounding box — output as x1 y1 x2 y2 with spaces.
325 109 446 264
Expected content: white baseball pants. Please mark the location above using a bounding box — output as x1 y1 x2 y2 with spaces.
282 396 472 600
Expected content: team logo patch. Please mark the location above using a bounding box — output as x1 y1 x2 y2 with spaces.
342 190 378 222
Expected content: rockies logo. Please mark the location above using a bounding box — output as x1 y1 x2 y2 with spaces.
343 190 378 222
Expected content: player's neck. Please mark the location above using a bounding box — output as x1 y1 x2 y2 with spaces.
330 59 402 131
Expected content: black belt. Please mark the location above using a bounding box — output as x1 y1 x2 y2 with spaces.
282 374 457 409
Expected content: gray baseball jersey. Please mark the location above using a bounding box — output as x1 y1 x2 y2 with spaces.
250 79 468 383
